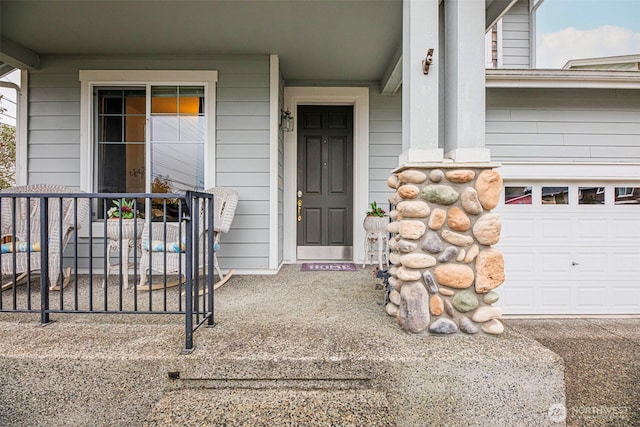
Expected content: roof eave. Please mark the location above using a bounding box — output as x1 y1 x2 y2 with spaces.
486 69 640 89
563 54 640 69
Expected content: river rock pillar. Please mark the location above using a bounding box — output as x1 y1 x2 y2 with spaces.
385 164 505 335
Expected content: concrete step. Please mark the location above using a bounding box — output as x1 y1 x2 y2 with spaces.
144 381 395 426
0 319 566 426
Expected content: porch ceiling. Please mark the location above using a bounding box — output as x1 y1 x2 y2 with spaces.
1 0 507 83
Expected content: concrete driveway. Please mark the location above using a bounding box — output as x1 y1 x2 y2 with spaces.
506 318 640 426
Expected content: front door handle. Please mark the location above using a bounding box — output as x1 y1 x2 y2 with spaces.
297 199 302 222
572 261 579 266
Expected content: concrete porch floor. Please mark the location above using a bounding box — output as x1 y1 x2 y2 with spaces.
0 264 637 426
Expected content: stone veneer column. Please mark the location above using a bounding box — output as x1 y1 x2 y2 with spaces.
385 164 505 335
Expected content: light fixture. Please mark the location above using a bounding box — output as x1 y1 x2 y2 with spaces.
422 48 434 74
280 109 294 132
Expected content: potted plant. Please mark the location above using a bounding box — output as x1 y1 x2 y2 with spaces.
106 198 144 240
363 201 388 234
107 198 139 220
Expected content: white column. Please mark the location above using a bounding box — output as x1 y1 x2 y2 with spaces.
444 0 490 162
400 0 443 165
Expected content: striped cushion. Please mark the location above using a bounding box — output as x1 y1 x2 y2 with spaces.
143 240 186 253
1 241 41 253
142 241 221 253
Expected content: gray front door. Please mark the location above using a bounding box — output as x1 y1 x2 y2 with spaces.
296 105 353 260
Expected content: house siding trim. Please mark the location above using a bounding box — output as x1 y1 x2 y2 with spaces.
486 69 640 89
498 162 640 182
497 19 504 68
16 70 28 185
283 86 370 264
530 0 544 68
269 55 283 271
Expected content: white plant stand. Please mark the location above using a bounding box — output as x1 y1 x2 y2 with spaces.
362 216 389 270
103 219 144 289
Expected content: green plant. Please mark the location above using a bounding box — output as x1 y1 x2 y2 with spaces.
0 96 16 189
366 201 386 217
107 198 139 219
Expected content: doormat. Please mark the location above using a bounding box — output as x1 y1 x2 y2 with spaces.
300 263 358 272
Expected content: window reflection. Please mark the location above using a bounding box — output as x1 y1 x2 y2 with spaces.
94 85 206 220
579 187 605 205
151 143 204 192
150 85 205 199
542 187 568 205
505 186 532 204
615 187 640 205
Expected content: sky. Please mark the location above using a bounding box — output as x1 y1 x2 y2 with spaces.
536 0 640 68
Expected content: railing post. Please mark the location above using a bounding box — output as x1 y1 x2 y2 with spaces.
39 196 51 325
193 196 200 312
207 194 215 327
183 192 195 354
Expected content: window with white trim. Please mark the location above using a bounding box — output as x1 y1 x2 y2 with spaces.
80 70 217 219
94 85 205 194
615 187 640 205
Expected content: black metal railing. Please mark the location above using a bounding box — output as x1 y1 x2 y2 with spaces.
0 190 215 352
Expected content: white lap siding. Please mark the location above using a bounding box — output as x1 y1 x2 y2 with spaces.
369 87 402 211
27 55 271 272
487 88 640 163
500 0 530 69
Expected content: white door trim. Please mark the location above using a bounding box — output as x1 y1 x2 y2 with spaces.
283 87 370 263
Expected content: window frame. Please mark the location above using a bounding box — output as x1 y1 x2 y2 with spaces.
616 187 635 198
79 70 218 233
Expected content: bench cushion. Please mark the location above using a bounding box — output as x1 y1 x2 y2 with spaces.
1 241 41 253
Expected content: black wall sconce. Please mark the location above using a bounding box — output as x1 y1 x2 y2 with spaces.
280 109 294 132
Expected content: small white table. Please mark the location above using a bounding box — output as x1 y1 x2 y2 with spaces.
363 232 389 271
103 219 144 289
362 216 390 270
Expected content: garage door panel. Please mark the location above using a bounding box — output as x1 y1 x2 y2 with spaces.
540 252 572 273
613 252 640 273
576 287 607 308
502 218 535 239
573 252 607 273
540 286 572 307
612 287 640 308
541 219 572 239
576 219 608 240
501 287 535 312
613 218 640 239
504 253 534 273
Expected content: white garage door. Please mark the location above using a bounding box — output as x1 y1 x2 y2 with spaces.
495 183 640 315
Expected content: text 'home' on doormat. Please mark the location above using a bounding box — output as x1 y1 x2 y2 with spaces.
300 263 358 272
